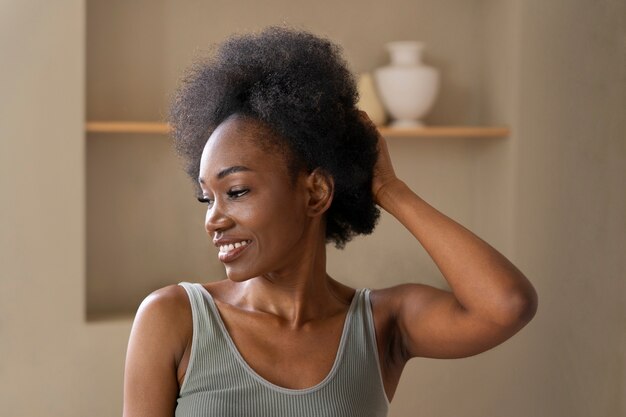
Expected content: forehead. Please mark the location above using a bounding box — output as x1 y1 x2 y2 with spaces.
199 115 287 178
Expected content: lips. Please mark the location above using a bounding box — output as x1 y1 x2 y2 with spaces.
216 239 252 263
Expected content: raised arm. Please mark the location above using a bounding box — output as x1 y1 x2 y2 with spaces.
363 112 538 360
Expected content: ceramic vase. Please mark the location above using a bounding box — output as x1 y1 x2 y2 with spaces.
374 41 439 127
356 72 387 126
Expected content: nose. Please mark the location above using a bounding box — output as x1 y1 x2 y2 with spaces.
204 200 234 236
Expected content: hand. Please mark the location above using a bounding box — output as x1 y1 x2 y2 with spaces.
358 110 400 205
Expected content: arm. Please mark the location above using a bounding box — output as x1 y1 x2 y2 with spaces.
364 112 538 360
123 285 191 417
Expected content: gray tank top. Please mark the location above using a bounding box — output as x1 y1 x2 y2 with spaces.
176 282 389 417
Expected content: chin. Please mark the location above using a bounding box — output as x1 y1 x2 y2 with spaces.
224 267 258 283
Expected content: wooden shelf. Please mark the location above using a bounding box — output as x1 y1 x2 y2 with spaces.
85 121 510 138
86 121 170 134
377 126 509 137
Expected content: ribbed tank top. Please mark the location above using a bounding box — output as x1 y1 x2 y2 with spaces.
176 282 389 417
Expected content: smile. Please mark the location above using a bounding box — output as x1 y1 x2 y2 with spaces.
218 240 252 263
219 240 251 253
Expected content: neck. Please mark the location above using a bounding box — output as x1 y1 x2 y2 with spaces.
234 235 349 327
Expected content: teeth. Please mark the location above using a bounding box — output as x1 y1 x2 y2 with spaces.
219 240 250 253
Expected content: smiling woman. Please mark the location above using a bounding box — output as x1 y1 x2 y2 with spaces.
169 26 381 249
122 26 538 417
197 114 317 278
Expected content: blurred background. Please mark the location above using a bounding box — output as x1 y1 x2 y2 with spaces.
1 0 624 416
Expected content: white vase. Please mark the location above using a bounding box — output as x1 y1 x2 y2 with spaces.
374 41 439 127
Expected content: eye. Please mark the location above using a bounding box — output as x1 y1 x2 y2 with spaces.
197 196 214 206
227 188 249 199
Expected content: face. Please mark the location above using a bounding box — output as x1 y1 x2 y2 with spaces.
197 115 316 281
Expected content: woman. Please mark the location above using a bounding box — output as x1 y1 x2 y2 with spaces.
123 26 538 417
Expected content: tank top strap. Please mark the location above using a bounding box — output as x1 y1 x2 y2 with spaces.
344 288 390 407
360 288 379 356
345 288 376 354
178 281 211 329
177 281 232 395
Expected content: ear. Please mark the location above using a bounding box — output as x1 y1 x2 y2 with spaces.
304 168 334 217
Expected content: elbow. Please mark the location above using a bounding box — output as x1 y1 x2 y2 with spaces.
508 286 539 324
488 285 538 327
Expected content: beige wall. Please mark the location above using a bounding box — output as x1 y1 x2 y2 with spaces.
1 1 624 416
511 1 626 415
85 0 491 317
0 1 129 416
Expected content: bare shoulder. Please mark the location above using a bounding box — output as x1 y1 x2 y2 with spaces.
131 284 193 360
366 284 435 347
369 283 442 316
369 283 458 362
123 284 193 416
137 284 191 327
364 284 444 396
368 283 446 347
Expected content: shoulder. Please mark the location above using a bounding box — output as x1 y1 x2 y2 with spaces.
360 284 439 377
369 283 442 315
123 284 193 415
130 284 193 359
368 283 444 330
367 283 455 359
136 283 191 323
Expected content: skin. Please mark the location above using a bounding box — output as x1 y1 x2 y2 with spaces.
123 112 538 417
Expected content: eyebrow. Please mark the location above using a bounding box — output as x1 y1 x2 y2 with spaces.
198 165 252 184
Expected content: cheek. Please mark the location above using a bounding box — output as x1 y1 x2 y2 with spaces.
251 196 307 246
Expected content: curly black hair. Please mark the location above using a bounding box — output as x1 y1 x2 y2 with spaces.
169 25 380 248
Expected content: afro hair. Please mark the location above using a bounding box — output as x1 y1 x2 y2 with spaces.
169 25 380 248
